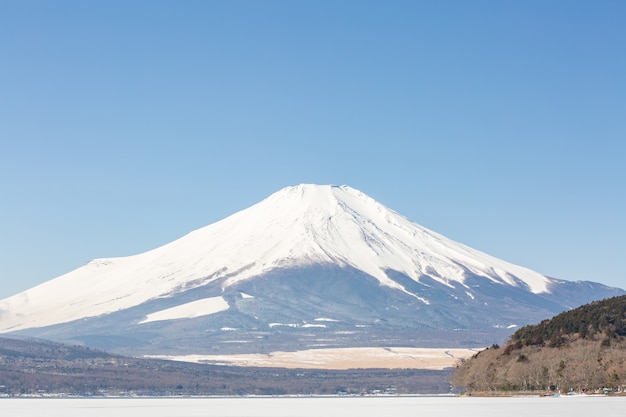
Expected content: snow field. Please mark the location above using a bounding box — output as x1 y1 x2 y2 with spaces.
1 396 625 417
0 184 551 333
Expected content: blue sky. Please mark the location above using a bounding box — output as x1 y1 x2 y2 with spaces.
1 0 625 299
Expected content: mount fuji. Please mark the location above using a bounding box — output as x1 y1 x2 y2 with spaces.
0 184 622 355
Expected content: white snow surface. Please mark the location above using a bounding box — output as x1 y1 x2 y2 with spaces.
138 296 229 324
7 397 626 417
0 184 551 332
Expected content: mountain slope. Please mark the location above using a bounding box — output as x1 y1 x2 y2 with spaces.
0 184 622 355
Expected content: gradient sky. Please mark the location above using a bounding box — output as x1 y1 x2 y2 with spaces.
1 1 625 299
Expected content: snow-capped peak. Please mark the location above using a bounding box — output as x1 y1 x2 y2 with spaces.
0 184 551 332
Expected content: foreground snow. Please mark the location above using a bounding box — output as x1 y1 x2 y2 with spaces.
2 396 625 417
147 347 480 370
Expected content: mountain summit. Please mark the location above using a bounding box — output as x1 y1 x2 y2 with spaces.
0 184 622 354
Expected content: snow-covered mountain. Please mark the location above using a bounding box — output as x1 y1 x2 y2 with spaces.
0 184 622 355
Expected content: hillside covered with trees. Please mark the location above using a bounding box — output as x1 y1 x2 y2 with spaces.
453 295 626 394
0 337 450 396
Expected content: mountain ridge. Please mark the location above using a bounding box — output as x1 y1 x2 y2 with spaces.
0 184 622 354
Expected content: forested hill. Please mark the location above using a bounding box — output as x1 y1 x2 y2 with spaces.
453 295 626 394
511 295 626 349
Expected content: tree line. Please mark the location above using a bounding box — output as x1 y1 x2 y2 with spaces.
0 337 451 396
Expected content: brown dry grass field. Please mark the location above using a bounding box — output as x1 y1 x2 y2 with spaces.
148 347 481 370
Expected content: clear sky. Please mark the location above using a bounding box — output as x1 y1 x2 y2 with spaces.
1 1 625 299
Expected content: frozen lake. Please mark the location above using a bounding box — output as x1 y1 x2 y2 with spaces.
1 396 625 417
